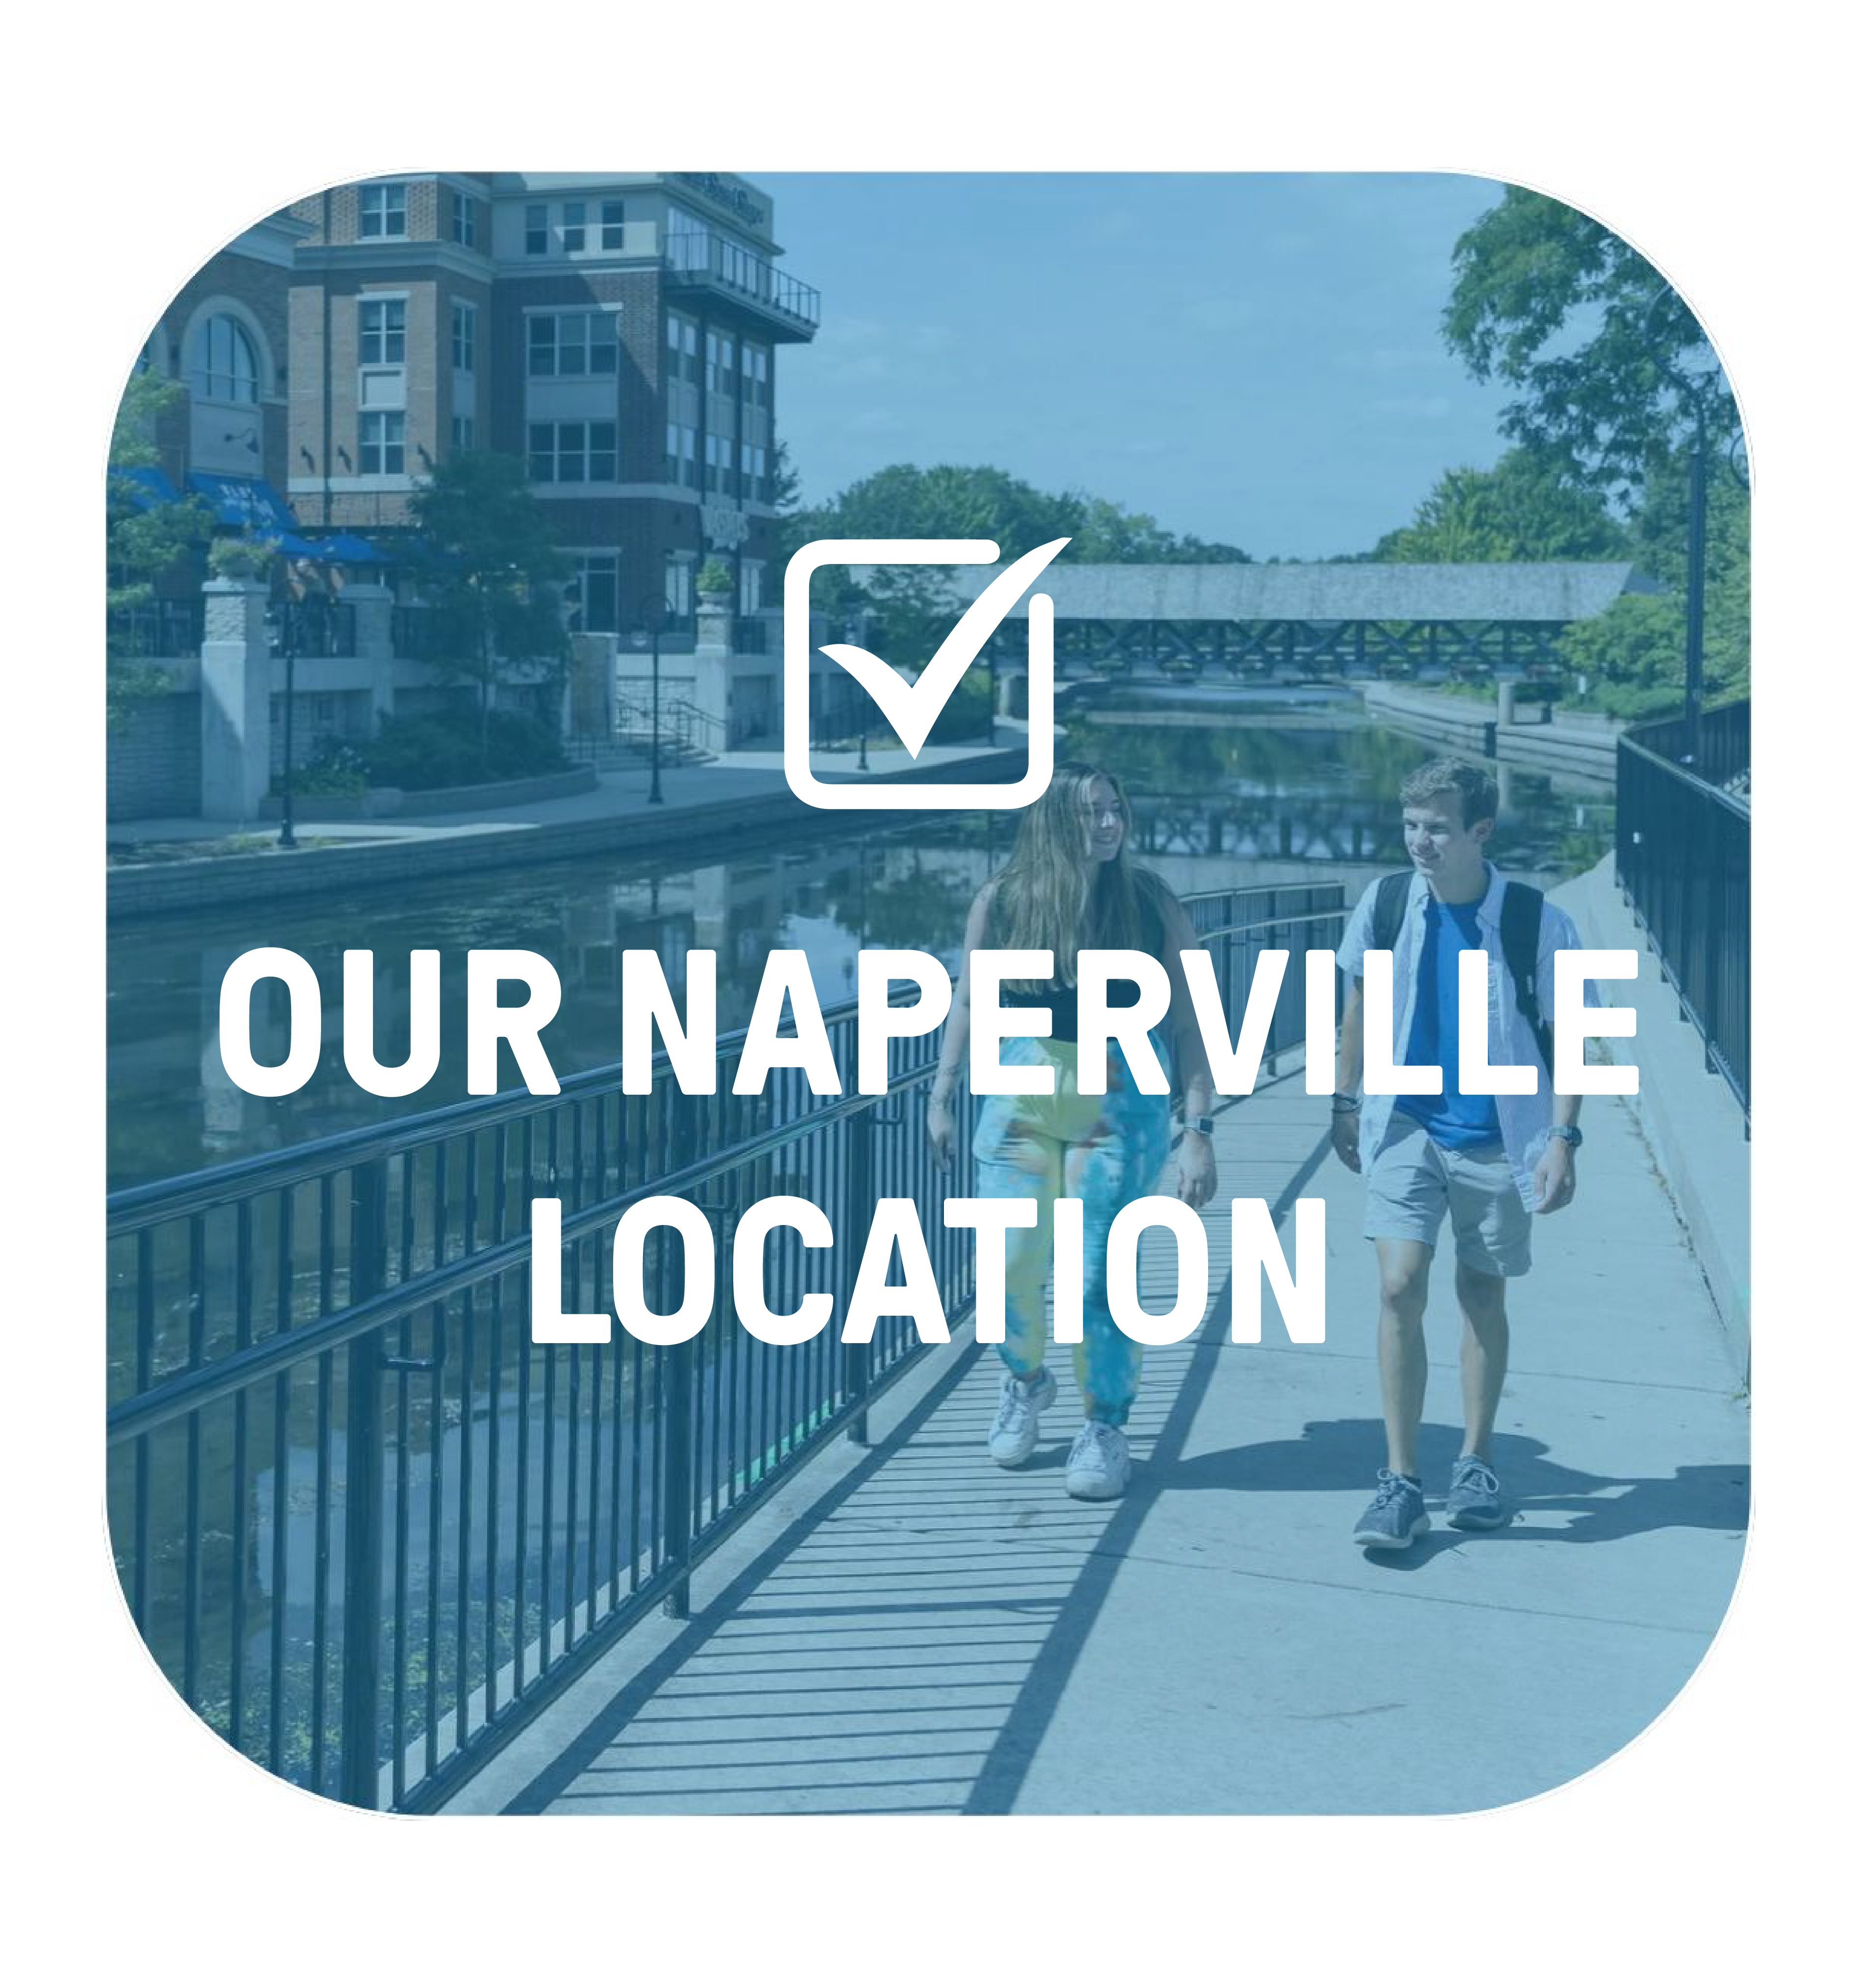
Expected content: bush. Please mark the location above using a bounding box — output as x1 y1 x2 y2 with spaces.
363 707 567 791
284 738 368 796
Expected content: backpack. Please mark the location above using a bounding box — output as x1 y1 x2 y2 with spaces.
1369 872 1553 1071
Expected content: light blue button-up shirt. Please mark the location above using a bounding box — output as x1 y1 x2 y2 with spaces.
1336 862 1589 1212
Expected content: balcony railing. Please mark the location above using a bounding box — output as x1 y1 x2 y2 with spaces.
665 230 820 333
103 884 1343 1812
269 600 357 661
108 598 204 660
1616 699 1750 1114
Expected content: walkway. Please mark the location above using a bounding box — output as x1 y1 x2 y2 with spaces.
444 1075 1749 1816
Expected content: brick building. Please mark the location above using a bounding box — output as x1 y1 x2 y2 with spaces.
283 171 819 637
133 208 314 534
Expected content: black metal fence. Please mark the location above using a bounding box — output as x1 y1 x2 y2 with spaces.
108 598 205 660
1616 699 1750 1113
104 882 1344 1812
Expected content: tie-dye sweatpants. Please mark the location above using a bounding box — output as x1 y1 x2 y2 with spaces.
971 1035 1176 1427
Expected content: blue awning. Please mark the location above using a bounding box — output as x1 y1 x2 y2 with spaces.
312 532 390 564
111 465 185 510
186 472 298 535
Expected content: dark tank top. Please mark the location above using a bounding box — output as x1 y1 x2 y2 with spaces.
996 890 1169 1044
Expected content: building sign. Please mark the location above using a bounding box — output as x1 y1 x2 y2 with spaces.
700 502 751 549
674 172 766 229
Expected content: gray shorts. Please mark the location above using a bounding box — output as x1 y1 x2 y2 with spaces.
1363 1111 1532 1277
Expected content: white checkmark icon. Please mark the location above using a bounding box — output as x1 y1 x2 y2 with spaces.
816 537 1070 758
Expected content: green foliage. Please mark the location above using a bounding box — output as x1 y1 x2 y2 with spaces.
786 462 1250 569
1443 187 1738 504
363 707 567 791
207 535 277 580
106 372 213 725
1373 449 1626 564
406 452 570 771
284 738 369 796
695 557 733 596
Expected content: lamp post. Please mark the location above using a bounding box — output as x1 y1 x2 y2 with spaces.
631 591 672 805
1644 281 1733 768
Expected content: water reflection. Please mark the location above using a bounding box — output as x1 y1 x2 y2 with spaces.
108 718 1611 1188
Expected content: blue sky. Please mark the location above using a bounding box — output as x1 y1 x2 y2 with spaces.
756 172 1518 561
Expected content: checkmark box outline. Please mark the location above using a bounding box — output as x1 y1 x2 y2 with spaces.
783 538 1059 811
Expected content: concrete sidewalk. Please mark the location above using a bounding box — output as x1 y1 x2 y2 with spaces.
446 1078 1748 1816
106 739 1031 918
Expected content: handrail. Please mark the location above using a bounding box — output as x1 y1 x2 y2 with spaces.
1615 699 1749 1113
103 879 1345 1810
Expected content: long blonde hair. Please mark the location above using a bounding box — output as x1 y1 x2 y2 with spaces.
987 762 1170 988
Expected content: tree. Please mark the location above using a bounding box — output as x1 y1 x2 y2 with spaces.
1373 449 1627 564
1442 187 1739 505
1443 188 1749 717
106 372 212 727
406 451 569 773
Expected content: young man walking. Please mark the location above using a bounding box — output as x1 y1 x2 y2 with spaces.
1332 756 1587 1549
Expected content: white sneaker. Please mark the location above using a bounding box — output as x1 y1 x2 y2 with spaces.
1065 1420 1132 1500
987 1369 1057 1467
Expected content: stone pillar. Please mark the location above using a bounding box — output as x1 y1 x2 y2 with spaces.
198 577 271 821
996 666 1028 720
1496 680 1517 727
344 581 395 727
693 597 732 740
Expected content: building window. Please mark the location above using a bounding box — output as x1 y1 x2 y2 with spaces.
740 559 765 615
525 203 548 255
600 199 625 249
527 310 617 377
360 411 405 474
359 298 406 367
703 329 737 396
664 551 695 623
451 300 476 372
570 553 619 632
704 432 736 495
561 200 586 253
451 191 478 248
452 414 475 450
528 421 616 483
359 183 407 239
664 311 700 486
187 314 259 402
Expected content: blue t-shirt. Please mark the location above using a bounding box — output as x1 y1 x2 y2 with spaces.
1396 893 1503 1150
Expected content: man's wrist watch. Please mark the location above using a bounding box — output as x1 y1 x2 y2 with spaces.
1181 1114 1215 1137
1547 1124 1583 1148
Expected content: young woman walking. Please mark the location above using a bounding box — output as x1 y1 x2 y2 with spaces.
928 763 1217 1499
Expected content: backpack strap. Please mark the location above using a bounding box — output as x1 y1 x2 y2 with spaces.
1498 882 1553 1071
1370 872 1410 956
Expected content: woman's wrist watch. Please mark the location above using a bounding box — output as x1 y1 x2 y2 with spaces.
1546 1124 1583 1148
1181 1114 1215 1137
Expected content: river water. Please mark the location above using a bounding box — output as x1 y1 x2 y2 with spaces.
107 706 1612 1189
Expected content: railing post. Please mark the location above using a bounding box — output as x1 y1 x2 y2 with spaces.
660 1102 696 1620
843 1035 874 1446
340 1156 389 1810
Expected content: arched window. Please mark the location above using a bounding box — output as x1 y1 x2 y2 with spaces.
187 313 259 403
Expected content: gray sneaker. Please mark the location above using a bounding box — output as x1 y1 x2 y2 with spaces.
1444 1454 1505 1529
1353 1468 1430 1550
1065 1420 1132 1500
987 1369 1057 1467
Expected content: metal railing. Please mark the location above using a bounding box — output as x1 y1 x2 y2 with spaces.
664 230 821 331
108 598 205 660
270 600 357 661
104 882 1344 1812
1616 699 1750 1113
